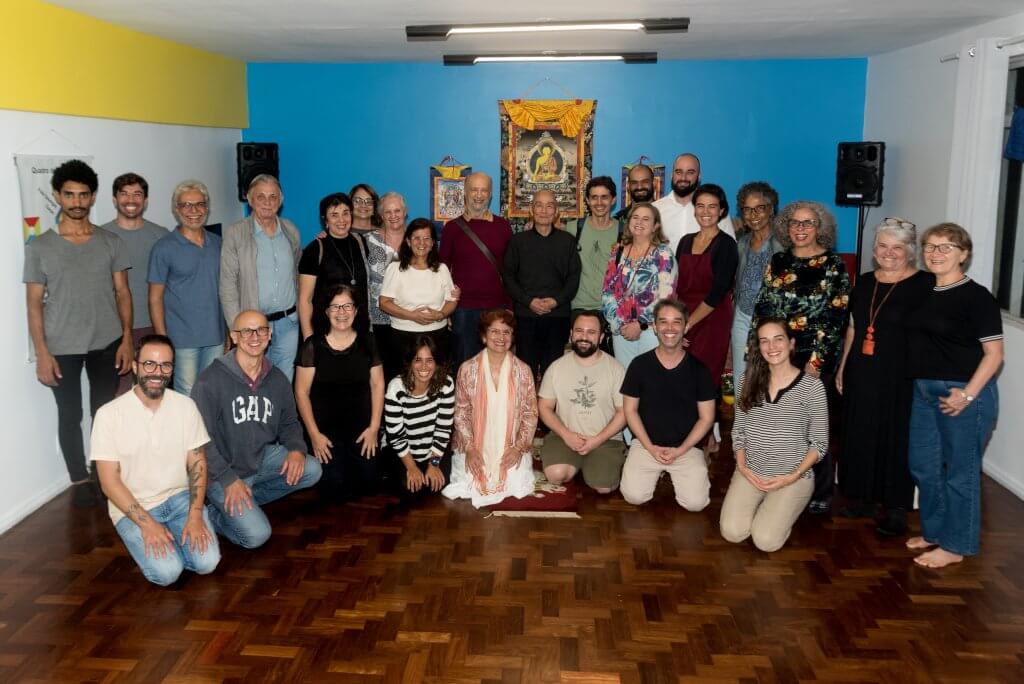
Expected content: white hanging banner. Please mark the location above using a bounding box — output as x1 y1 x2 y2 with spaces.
14 154 94 244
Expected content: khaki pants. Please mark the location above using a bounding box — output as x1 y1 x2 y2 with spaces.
720 469 814 552
620 442 710 511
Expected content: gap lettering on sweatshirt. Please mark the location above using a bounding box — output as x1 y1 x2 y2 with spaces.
232 396 273 425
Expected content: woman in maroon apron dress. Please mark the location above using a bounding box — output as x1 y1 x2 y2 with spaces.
674 184 738 387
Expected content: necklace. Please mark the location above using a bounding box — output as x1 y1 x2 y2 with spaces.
862 272 907 355
327 234 357 286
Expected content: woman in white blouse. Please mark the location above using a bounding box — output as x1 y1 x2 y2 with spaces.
379 218 458 367
720 317 829 552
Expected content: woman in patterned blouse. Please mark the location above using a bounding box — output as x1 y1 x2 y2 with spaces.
752 200 850 515
601 202 677 375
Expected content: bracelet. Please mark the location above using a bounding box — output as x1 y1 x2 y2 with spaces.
429 456 442 467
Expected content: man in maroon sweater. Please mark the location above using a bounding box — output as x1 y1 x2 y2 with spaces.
439 172 513 367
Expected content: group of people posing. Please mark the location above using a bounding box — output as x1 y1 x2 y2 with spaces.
25 154 1003 585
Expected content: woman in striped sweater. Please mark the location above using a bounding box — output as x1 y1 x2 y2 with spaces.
721 318 829 552
383 335 455 496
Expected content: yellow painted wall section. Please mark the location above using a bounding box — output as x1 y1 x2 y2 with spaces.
1 0 247 128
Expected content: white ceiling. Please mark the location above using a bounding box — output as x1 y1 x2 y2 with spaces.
49 0 1023 62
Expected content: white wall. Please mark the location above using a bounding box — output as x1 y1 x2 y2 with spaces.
865 11 1024 499
0 109 242 532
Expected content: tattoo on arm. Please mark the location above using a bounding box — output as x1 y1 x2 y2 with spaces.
186 452 206 510
127 503 149 524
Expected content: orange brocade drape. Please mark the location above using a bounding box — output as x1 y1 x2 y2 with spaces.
500 100 595 138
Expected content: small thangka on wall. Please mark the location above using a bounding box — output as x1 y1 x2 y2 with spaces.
429 157 471 234
620 158 666 213
498 99 595 232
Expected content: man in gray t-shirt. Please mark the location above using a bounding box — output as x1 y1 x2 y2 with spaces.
99 172 168 394
23 160 133 508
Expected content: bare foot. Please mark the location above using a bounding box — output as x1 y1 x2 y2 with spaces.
914 547 964 569
906 536 936 550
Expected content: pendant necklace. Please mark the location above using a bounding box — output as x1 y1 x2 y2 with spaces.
862 273 904 356
327 235 358 285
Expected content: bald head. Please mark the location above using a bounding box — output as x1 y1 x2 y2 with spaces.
671 153 701 200
464 172 493 218
233 310 268 330
531 190 558 232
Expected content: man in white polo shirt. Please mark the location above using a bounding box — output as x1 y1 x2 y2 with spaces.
90 334 220 586
653 153 735 252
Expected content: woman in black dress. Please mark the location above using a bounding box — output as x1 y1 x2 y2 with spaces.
294 283 385 500
835 218 933 535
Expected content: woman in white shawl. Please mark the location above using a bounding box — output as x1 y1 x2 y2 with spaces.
443 308 538 507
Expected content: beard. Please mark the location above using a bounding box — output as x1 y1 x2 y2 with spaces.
672 176 699 199
629 186 653 203
135 373 170 399
572 339 599 358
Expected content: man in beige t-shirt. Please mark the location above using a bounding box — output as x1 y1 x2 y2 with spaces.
538 310 627 493
90 334 219 586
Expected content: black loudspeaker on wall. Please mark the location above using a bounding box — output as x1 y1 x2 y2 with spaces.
236 142 279 202
835 141 885 206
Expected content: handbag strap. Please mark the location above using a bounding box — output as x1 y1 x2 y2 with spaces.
455 216 503 284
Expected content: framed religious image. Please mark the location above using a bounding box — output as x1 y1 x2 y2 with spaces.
499 99 596 231
429 159 471 233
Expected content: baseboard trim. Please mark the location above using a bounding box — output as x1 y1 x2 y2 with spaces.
984 461 1024 501
0 480 68 535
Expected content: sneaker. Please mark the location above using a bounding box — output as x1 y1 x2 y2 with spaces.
807 499 831 515
876 508 908 537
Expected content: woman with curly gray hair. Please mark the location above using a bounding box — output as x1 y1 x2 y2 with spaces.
752 200 851 514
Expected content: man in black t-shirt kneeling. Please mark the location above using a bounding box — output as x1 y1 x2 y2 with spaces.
619 298 716 510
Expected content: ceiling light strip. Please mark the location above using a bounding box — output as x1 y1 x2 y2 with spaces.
448 22 644 36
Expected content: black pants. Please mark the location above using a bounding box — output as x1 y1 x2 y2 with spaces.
515 315 570 380
50 338 121 482
382 444 452 500
318 437 382 502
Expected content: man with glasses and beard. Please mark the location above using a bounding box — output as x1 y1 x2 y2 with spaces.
653 154 735 251
191 310 321 549
538 310 628 494
90 334 220 585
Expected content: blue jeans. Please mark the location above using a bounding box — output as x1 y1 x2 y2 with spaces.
451 308 485 370
174 344 223 397
115 489 221 586
205 444 322 549
908 379 998 556
731 309 753 387
265 311 299 382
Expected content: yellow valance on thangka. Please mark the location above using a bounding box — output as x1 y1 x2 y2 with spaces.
500 99 595 138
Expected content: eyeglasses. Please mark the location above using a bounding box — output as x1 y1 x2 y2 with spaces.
788 218 820 229
139 360 174 373
883 217 916 230
234 326 271 339
487 329 512 337
922 243 960 254
409 236 434 244
742 204 771 216
252 193 279 204
176 201 208 211
327 303 356 313
352 197 375 206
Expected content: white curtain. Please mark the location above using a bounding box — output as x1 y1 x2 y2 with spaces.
946 37 1009 288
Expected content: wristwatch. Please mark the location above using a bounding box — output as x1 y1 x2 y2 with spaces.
960 389 975 403
430 456 442 467
638 322 649 331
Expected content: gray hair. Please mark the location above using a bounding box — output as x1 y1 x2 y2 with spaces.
379 191 407 214
774 200 838 250
171 179 210 223
872 218 917 267
246 173 282 200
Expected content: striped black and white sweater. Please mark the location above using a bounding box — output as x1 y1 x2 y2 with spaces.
732 372 828 479
383 375 455 462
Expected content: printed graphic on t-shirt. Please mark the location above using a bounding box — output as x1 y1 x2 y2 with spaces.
571 376 598 410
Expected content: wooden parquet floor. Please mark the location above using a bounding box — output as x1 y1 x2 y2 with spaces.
1 446 1023 683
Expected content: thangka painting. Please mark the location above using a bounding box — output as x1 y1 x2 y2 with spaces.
620 159 666 212
499 99 595 231
429 159 472 233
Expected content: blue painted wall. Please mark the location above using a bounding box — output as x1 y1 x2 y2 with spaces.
246 59 867 251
